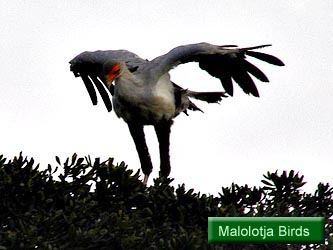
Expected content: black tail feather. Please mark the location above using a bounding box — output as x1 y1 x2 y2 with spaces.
188 91 227 103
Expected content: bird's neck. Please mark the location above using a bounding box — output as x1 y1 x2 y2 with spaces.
116 64 143 87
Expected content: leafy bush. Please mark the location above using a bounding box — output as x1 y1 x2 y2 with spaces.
0 153 332 249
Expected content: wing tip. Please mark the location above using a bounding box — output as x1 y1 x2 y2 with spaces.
242 44 272 51
246 50 285 66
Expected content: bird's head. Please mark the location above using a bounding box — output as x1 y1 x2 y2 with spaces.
103 61 122 85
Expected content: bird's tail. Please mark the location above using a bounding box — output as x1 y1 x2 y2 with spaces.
173 82 227 116
187 90 227 103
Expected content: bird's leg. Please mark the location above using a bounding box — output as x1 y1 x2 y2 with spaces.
127 122 153 184
154 119 173 178
143 175 149 186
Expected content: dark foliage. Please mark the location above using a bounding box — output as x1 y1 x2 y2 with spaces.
0 153 332 249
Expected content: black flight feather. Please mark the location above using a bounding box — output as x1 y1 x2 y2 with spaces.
80 73 98 105
220 74 234 96
90 75 113 112
243 60 270 82
231 69 259 97
246 51 285 66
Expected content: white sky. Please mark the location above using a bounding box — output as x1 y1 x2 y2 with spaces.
1 1 332 194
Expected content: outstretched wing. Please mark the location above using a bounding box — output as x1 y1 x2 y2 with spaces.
151 43 284 97
69 50 146 112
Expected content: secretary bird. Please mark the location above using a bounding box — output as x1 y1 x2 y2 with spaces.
69 42 284 184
